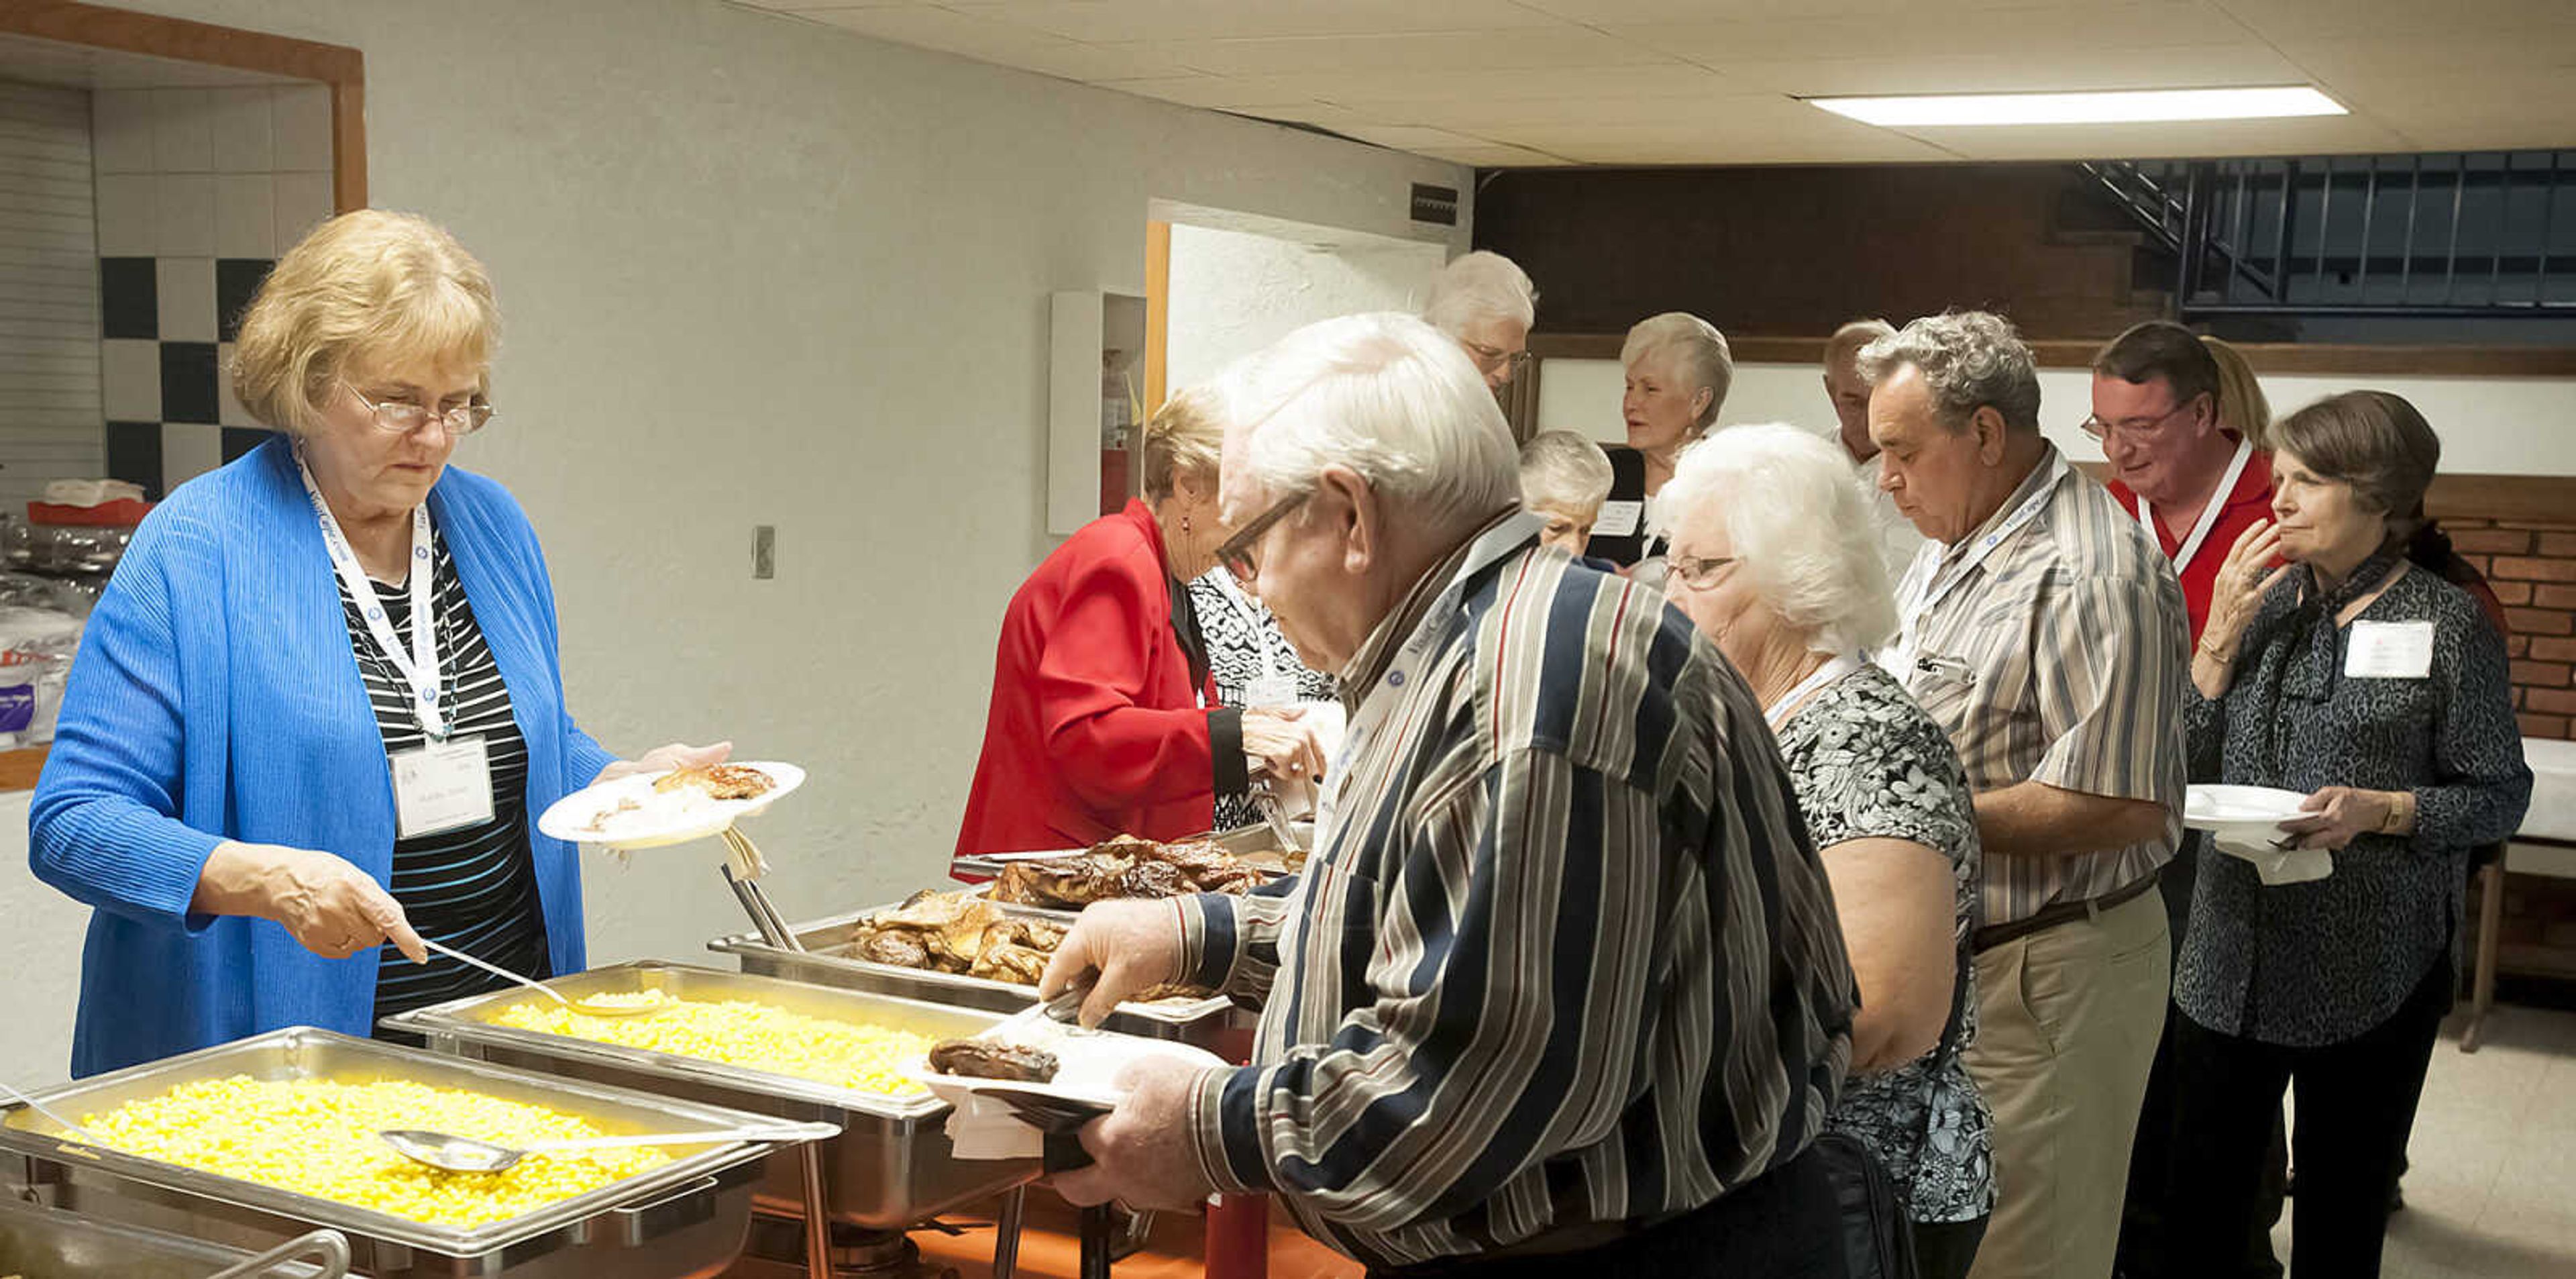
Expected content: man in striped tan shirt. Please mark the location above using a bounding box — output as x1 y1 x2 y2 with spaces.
1859 311 2188 1279
1043 312 1861 1276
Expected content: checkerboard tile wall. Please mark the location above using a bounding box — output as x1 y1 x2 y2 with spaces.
93 85 334 499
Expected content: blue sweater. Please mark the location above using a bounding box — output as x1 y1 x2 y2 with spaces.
30 438 617 1076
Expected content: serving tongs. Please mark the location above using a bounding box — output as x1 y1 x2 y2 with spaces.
1252 779 1306 854
718 823 804 952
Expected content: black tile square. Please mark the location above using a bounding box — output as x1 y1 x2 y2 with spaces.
159 342 219 426
215 258 271 344
100 257 156 340
221 427 271 463
105 422 164 501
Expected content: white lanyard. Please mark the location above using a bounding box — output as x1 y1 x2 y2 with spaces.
1765 653 1862 729
2137 436 2253 576
295 446 447 739
1885 452 2068 678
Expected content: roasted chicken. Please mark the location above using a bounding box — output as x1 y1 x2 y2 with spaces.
652 763 776 801
844 890 1069 984
988 835 1278 908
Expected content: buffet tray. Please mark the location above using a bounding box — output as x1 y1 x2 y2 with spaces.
382 960 1038 1231
0 1027 782 1278
708 902 1238 1048
0 1194 341 1279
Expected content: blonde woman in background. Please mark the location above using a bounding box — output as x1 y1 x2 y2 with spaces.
2202 336 2271 448
1592 312 1733 568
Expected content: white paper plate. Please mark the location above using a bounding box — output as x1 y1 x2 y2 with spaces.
2184 784 2310 835
537 761 806 850
912 1020 1227 1121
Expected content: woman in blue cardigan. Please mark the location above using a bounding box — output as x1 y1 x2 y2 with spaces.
31 211 716 1076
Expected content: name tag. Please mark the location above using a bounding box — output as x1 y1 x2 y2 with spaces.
1593 499 1642 539
2346 620 2435 680
1244 672 1297 708
391 735 496 838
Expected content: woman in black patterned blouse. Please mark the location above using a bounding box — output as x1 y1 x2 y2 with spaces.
2173 391 2530 1278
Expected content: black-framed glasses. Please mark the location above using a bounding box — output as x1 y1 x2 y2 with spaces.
2078 395 2203 444
1215 491 1309 582
1667 553 1739 591
345 383 495 436
1461 339 1534 375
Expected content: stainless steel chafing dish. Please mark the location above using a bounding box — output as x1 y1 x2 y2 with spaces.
0 1027 789 1278
380 960 1039 1231
707 901 1239 1049
0 1194 345 1279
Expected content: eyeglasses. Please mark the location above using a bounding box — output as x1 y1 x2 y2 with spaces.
1667 553 1739 590
1214 491 1309 582
1461 339 1534 376
345 384 495 436
2078 395 2203 444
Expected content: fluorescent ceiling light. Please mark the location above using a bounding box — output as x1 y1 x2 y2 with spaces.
1807 86 2345 127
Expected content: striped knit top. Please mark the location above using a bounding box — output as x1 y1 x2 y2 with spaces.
337 525 548 1023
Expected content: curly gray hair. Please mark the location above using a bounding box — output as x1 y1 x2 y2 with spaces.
1856 310 2041 436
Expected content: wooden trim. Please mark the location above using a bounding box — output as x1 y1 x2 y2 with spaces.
1531 332 2576 379
2424 474 2576 523
2 1 366 209
1143 220 1171 417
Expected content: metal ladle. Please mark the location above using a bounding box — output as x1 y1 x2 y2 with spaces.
414 937 672 1018
378 1119 840 1174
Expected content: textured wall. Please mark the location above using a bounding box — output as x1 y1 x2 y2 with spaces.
1165 221 1446 395
0 0 1466 1080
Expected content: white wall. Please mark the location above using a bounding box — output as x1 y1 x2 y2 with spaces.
1536 357 2576 476
0 0 1466 1084
1165 221 1447 395
0 81 103 515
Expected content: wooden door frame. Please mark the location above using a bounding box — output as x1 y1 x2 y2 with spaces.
1 0 366 211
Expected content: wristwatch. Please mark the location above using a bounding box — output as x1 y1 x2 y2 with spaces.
2378 791 2411 835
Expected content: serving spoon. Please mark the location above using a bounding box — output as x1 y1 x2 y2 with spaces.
415 937 672 1018
378 1119 840 1174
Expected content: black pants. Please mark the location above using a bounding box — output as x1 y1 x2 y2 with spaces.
2167 956 2451 1279
1367 1143 1849 1279
1911 1215 1986 1279
2118 839 2288 1279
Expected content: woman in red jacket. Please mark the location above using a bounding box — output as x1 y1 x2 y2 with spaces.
955 389 1322 856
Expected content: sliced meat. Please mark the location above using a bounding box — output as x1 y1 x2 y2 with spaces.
928 1039 1059 1083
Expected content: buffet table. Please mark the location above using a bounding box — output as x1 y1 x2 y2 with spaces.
2463 735 2576 1051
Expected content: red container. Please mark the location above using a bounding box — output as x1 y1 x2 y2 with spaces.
29 499 152 527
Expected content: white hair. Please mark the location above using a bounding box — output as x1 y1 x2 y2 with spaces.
1620 312 1734 429
1650 423 1896 654
1519 430 1613 511
1823 317 1895 372
1421 250 1536 337
1215 311 1520 540
1857 310 2042 436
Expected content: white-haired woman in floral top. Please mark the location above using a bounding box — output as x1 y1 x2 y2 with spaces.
1654 422 1995 1279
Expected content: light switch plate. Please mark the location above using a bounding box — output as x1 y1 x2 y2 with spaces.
753 525 775 580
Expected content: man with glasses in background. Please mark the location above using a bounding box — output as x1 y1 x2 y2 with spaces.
1421 250 1537 392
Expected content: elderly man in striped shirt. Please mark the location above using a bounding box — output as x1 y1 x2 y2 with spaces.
1860 311 2188 1279
1041 311 1862 1276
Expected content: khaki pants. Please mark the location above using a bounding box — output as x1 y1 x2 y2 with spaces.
1964 889 2171 1279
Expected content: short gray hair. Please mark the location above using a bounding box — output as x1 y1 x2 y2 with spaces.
1856 310 2041 436
1620 312 1733 429
1216 311 1521 540
1651 423 1897 654
1823 318 1894 372
1421 251 1536 337
1519 430 1613 512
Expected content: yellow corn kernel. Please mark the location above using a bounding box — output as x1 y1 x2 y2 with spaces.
488 998 934 1096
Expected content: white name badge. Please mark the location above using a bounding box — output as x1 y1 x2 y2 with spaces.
2346 620 2436 680
1593 499 1643 539
391 735 496 838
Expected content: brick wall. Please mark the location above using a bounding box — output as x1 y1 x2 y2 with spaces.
2449 518 2576 740
2445 516 2576 985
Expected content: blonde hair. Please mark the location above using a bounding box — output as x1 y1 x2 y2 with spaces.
1141 384 1225 501
2202 336 2272 448
231 209 499 436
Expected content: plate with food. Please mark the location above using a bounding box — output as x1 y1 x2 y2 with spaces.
912 1017 1227 1131
539 761 806 850
2184 784 2311 838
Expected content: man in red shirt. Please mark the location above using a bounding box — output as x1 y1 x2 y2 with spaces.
2092 321 2272 644
2094 321 2282 1279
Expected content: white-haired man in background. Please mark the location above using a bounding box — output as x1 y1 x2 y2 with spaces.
1825 317 1922 580
1421 249 1536 391
1042 311 1863 1277
1518 429 1615 556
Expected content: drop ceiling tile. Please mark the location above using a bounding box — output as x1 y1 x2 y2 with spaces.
1707 44 2310 97
1418 142 1580 166
1110 28 1682 77
1207 101 1385 131
1095 63 1744 109
1336 91 1785 130
1519 0 2200 17
2276 33 2576 83
1487 119 1957 164
2211 0 2569 39
949 0 1568 44
1603 3 2251 65
1332 124 1500 151
793 5 1203 79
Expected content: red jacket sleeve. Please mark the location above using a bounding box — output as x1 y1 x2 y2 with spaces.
1031 544 1217 811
